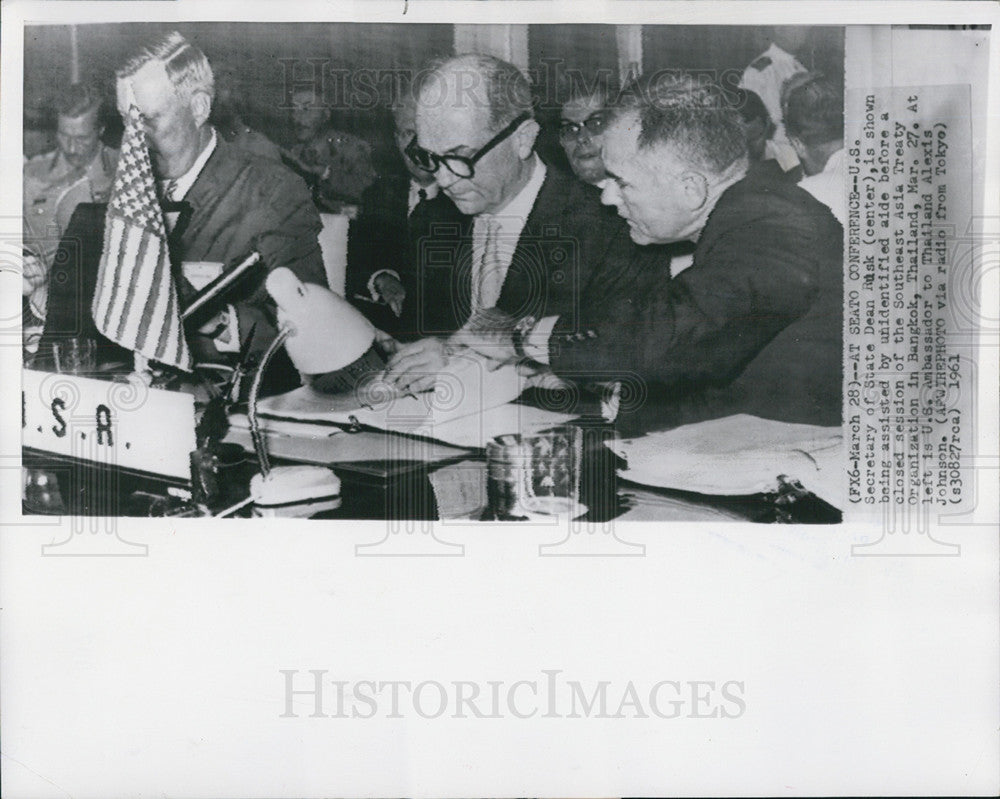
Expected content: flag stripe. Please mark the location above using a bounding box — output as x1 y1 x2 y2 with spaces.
92 104 191 371
159 279 180 364
134 239 166 352
96 216 123 328
113 224 147 341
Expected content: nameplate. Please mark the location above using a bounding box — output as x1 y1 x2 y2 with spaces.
22 369 196 481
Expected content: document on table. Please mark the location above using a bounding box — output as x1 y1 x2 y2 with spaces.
612 414 843 508
242 352 577 449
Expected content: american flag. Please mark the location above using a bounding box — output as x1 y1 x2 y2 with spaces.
92 104 191 371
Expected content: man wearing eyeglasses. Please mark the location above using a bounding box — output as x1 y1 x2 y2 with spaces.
558 84 613 185
453 73 843 433
382 53 634 394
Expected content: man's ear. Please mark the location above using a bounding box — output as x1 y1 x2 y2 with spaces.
189 90 212 128
514 117 541 160
680 171 710 210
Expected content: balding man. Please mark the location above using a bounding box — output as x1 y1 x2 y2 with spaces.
114 31 325 366
458 75 843 431
382 53 635 394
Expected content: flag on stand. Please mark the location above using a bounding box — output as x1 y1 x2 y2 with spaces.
92 104 191 371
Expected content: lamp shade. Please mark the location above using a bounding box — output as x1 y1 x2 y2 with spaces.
265 267 385 394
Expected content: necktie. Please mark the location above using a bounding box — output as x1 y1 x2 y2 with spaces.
473 215 505 314
417 187 428 203
162 179 180 232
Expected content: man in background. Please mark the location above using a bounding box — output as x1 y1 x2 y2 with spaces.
783 72 845 225
740 26 809 173
210 67 282 162
557 80 615 186
345 85 465 339
23 82 118 325
286 86 377 210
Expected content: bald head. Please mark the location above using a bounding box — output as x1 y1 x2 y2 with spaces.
413 54 540 215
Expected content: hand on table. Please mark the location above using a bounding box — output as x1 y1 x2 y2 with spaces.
381 336 450 395
448 308 519 370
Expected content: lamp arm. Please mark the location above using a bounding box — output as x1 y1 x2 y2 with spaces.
247 324 293 477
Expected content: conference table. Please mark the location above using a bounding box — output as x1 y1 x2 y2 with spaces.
20 360 839 523
23 413 832 524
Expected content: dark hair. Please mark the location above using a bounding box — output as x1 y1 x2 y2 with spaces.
418 53 533 131
782 72 843 146
54 83 102 120
612 72 747 174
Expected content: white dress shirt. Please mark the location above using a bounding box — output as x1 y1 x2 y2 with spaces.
407 179 438 215
160 127 217 205
740 43 807 172
798 148 845 226
468 154 547 315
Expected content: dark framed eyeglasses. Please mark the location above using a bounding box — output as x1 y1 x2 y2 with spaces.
558 113 608 142
405 112 531 179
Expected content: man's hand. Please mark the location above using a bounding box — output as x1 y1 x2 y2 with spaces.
382 336 449 395
22 252 45 296
449 307 519 369
373 272 406 317
196 308 234 348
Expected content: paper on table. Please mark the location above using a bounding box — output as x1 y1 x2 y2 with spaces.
612 414 843 508
251 351 577 448
413 401 577 449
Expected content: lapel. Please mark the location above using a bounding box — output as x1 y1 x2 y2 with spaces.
495 167 569 315
172 134 238 256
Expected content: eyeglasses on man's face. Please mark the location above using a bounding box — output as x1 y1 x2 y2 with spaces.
405 112 531 180
558 112 608 143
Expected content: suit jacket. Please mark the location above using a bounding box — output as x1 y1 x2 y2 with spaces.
548 161 844 432
409 166 636 337
171 135 326 361
346 174 466 340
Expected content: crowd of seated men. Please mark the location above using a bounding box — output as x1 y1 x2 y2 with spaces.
23 29 845 437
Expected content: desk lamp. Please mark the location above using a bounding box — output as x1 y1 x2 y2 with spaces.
238 267 386 516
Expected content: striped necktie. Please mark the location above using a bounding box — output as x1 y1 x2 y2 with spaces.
472 215 505 314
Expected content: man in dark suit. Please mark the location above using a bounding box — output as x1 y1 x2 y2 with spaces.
382 53 636 394
114 31 326 365
456 74 843 432
345 89 466 340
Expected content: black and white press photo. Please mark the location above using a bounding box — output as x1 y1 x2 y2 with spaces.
1 1 997 797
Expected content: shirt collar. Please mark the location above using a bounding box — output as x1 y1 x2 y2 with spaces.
765 42 790 61
409 179 438 205
163 127 217 200
411 179 437 197
823 147 845 174
481 154 546 225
